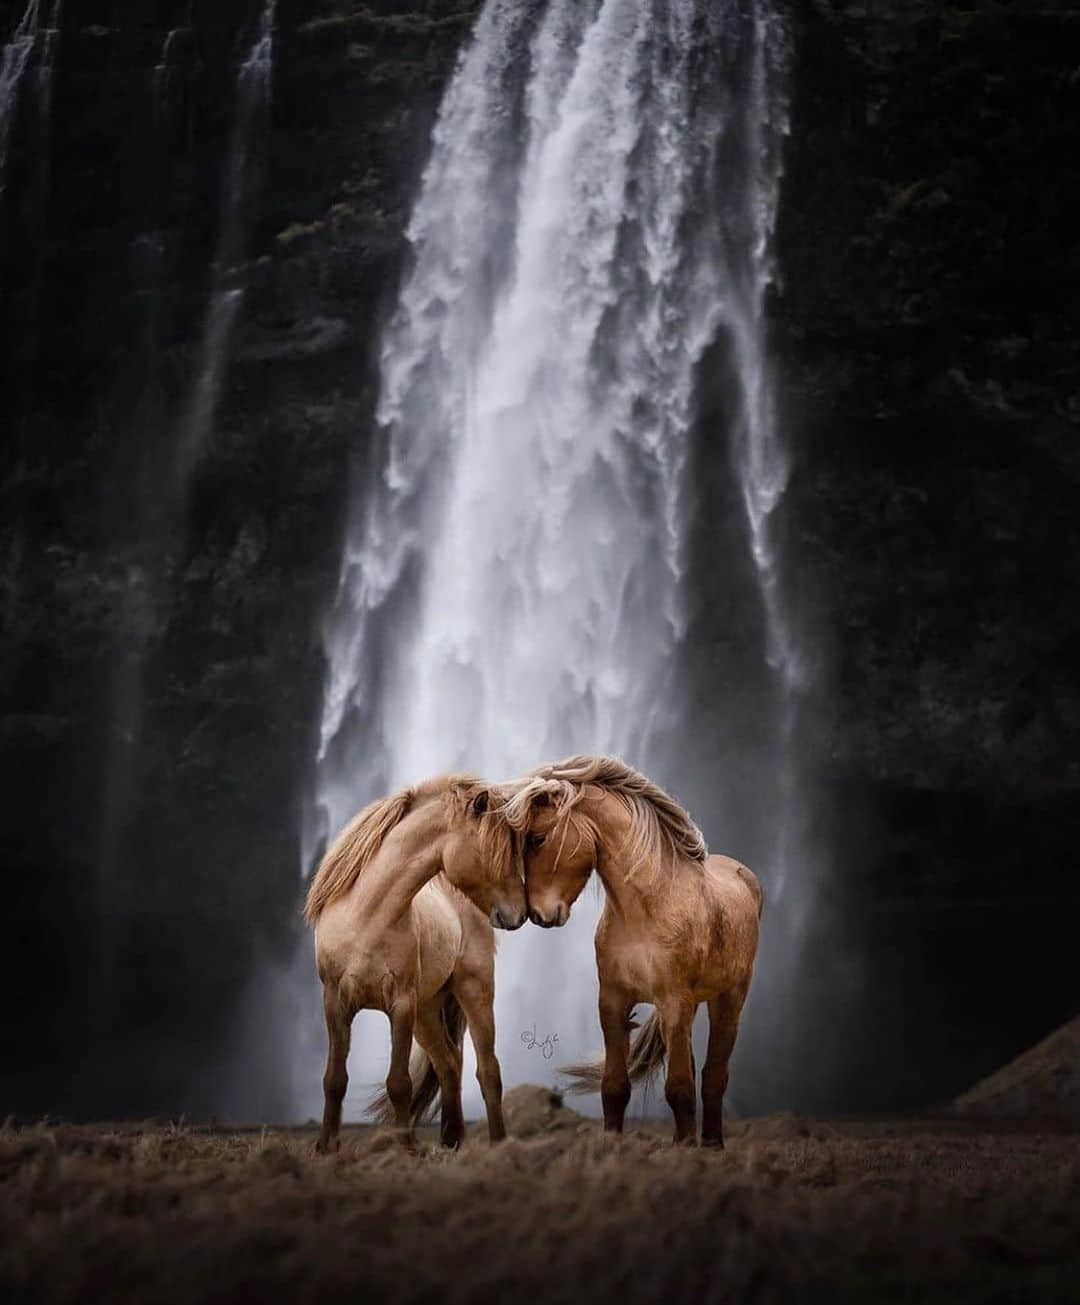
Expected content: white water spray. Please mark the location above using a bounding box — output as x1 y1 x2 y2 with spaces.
309 0 794 1114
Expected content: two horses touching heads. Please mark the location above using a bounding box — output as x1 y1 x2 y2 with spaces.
304 755 763 1153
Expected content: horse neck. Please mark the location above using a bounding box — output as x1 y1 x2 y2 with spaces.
363 794 447 919
585 787 696 923
582 789 660 923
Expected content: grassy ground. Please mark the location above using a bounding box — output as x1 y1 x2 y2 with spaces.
1 1096 1078 1304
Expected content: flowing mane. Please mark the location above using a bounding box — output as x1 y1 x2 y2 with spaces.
304 774 517 924
304 785 417 923
502 754 706 878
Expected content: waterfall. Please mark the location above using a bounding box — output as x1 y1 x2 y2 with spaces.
100 0 277 827
178 0 276 478
34 0 61 128
1 0 63 423
733 7 797 693
1 0 62 206
153 26 191 132
96 4 277 1023
308 0 794 1114
0 0 41 197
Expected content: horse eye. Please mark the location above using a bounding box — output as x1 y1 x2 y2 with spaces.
526 834 546 850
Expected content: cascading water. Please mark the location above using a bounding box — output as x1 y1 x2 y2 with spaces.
720 4 813 950
178 0 275 477
34 0 61 129
0 0 61 186
1 0 62 347
97 5 278 1009
733 11 796 693
0 0 41 197
307 0 798 1115
153 25 191 134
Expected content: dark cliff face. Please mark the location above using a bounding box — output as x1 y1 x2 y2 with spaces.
787 0 1080 796
0 0 482 1118
0 0 1076 1118
775 0 1080 1104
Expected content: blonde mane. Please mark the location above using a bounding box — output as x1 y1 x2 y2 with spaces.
304 774 517 924
502 754 706 879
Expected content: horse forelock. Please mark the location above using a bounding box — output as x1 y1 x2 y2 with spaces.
499 775 597 880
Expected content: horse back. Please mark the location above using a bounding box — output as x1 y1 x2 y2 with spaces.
706 854 764 919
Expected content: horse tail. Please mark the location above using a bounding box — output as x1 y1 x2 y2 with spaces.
627 1011 668 1084
368 992 466 1127
562 1010 667 1095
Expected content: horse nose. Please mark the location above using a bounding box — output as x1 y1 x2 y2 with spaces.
492 906 526 931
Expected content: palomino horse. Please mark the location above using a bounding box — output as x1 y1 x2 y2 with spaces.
304 775 526 1152
503 755 762 1146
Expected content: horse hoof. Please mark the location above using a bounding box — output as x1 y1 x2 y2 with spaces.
315 1136 339 1155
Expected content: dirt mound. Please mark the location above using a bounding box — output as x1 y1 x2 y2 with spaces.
955 1015 1080 1119
729 1111 841 1143
736 1111 810 1141
470 1084 586 1139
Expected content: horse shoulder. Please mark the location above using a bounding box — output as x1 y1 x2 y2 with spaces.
313 893 360 983
453 901 497 989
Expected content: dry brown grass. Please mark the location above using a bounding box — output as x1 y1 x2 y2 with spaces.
1 1099 1078 1304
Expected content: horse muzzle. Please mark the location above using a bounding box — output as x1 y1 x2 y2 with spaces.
528 903 569 929
491 906 526 931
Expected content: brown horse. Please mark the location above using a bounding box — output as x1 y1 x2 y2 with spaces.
503 755 762 1146
304 775 526 1153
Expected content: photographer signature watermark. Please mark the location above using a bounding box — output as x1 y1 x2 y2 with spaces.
521 1025 559 1059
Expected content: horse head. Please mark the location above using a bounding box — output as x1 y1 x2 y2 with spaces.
502 776 597 929
442 780 527 930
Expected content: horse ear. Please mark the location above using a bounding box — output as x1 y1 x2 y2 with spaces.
470 789 490 818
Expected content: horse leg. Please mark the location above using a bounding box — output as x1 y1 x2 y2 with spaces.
317 981 352 1154
455 976 506 1143
702 990 744 1149
413 994 465 1149
385 996 417 1149
598 983 633 1134
659 998 697 1145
